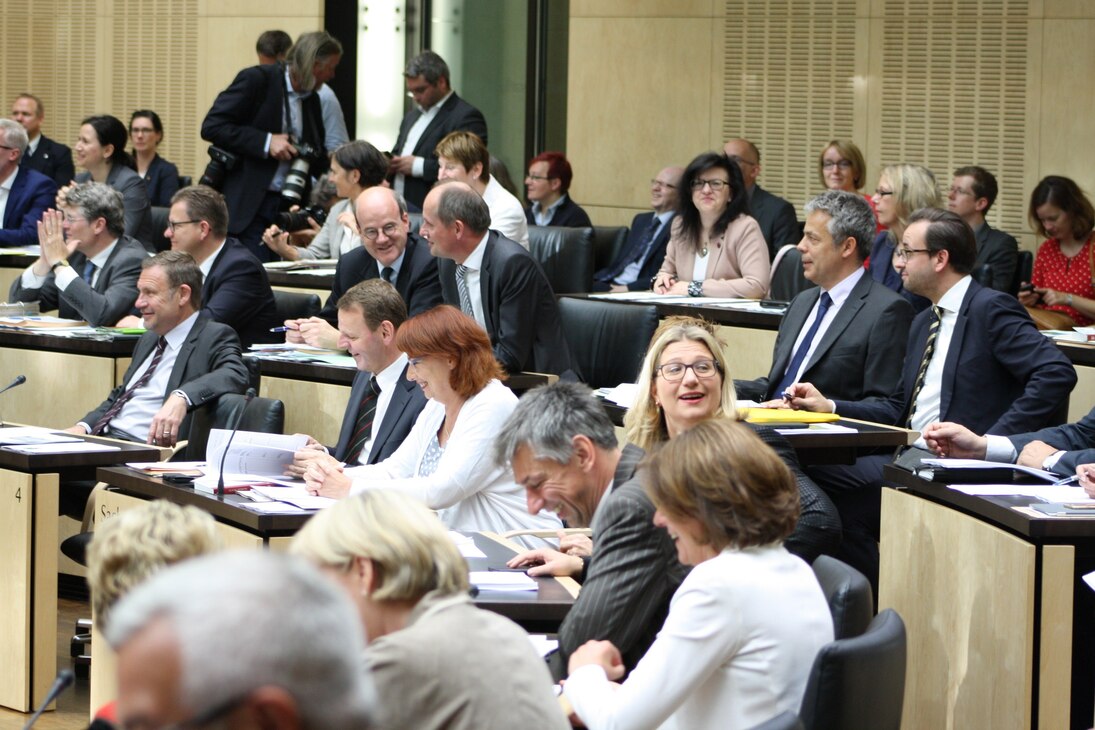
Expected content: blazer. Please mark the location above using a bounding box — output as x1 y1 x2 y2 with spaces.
437 231 580 379
835 280 1077 436
81 315 249 436
391 92 488 209
658 214 770 298
974 221 1020 292
525 194 593 228
141 154 180 207
75 165 155 250
203 238 280 347
9 235 147 325
735 273 914 402
297 198 356 262
201 63 327 235
0 166 56 247
749 184 800 259
867 231 932 313
21 134 74 188
319 232 443 324
593 211 674 291
333 365 427 464
1010 406 1095 474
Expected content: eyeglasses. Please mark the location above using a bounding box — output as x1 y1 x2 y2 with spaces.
690 179 730 192
650 179 677 190
874 189 895 197
896 247 933 260
130 127 156 135
63 214 88 225
823 160 853 170
655 359 721 381
361 222 400 241
948 186 974 196
526 174 551 181
167 219 201 233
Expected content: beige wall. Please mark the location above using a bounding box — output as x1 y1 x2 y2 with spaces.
569 0 1095 251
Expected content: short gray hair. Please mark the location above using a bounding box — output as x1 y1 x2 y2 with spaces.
0 119 28 155
494 381 618 466
804 189 876 261
433 182 491 232
404 50 449 85
105 550 375 729
66 182 126 237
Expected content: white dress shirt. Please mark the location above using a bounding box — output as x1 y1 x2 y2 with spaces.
784 267 865 385
197 242 225 279
616 211 673 286
22 239 118 291
353 353 408 465
481 175 529 248
458 232 489 329
393 90 454 194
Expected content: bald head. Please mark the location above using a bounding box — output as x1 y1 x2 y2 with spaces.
723 138 760 188
420 181 492 263
354 186 410 267
652 166 684 214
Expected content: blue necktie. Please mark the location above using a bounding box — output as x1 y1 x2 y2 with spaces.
774 292 833 397
82 261 95 285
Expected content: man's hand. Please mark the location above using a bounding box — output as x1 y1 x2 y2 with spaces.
35 209 77 273
567 640 625 680
1017 439 1059 469
303 457 351 498
147 393 188 447
63 425 88 435
284 437 328 479
506 547 583 577
269 134 297 161
923 422 988 459
387 155 415 176
785 382 833 412
294 317 341 350
559 531 593 558
1077 465 1095 498
115 315 143 329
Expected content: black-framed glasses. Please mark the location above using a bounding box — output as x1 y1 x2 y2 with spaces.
361 222 399 241
650 179 677 190
656 359 721 381
823 160 853 170
690 179 729 192
526 174 551 181
874 189 895 197
896 247 932 261
167 220 201 233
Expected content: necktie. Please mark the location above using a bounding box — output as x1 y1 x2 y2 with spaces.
82 261 95 285
773 292 833 397
90 337 168 435
343 377 380 464
456 264 473 316
906 306 943 428
623 217 661 267
381 266 394 283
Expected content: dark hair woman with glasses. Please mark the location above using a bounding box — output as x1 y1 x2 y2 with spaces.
129 110 179 207
653 152 769 298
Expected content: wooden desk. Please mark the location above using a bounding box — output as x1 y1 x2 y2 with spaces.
1056 343 1095 422
0 436 157 713
879 466 1095 730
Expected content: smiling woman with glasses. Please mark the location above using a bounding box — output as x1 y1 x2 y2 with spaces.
653 152 769 299
129 110 179 207
817 139 883 232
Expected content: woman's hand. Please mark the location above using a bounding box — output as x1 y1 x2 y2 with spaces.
653 272 675 294
1037 287 1070 307
55 182 76 208
262 224 299 261
302 455 351 498
1017 284 1039 306
336 208 360 237
568 640 625 680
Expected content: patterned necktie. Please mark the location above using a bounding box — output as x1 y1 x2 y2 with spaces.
381 266 394 283
773 292 833 397
90 337 168 435
82 261 95 285
624 216 661 266
906 306 943 428
456 264 474 316
343 377 380 464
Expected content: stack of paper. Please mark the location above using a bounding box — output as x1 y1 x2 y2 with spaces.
469 571 538 592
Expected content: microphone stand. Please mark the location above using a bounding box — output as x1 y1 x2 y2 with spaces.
0 374 27 427
22 669 74 729
217 388 257 497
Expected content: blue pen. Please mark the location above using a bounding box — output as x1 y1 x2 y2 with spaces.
269 326 290 333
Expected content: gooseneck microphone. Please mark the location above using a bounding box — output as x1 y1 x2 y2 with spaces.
22 669 75 729
217 388 257 497
0 374 26 427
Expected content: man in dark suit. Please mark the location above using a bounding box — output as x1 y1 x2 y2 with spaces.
388 51 488 210
946 165 1019 292
592 166 682 291
0 118 56 247
284 187 443 349
10 182 145 326
524 151 593 228
11 94 74 188
423 182 580 379
725 138 799 259
789 208 1077 589
286 279 427 479
736 190 913 403
496 382 687 680
200 32 340 260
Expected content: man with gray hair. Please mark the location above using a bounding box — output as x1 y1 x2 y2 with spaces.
735 189 913 403
0 117 56 247
105 550 375 729
10 182 146 325
498 382 685 680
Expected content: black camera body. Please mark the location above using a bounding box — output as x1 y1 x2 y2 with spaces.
198 145 239 190
275 204 328 232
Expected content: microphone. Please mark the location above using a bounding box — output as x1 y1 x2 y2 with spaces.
22 669 74 729
217 388 257 497
0 375 26 427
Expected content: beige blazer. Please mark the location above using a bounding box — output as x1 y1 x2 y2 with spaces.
658 214 771 298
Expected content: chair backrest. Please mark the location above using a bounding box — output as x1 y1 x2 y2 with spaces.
528 226 595 293
557 297 658 389
592 225 628 271
748 711 805 730
147 206 171 252
1010 249 1034 295
178 175 193 189
799 608 907 730
408 211 422 237
272 290 321 321
811 555 874 640
182 393 285 461
769 244 810 301
972 263 994 288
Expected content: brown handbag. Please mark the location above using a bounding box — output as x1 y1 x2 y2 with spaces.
1024 236 1094 330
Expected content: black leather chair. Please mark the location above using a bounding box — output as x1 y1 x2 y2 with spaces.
272 289 321 321
147 206 171 252
528 226 595 294
748 711 804 730
769 244 810 302
557 297 658 389
408 212 422 236
798 608 907 730
972 263 994 288
1010 249 1034 296
592 225 628 272
177 392 285 462
811 555 874 640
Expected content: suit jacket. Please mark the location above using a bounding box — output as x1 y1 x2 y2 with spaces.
835 280 1077 436
1010 406 1095 474
75 165 155 249
0 167 56 247
525 194 593 228
319 233 443 324
203 238 280 347
974 221 1019 293
81 315 249 437
437 231 580 379
391 92 488 209
21 134 74 188
334 366 427 464
9 235 146 325
593 211 673 290
142 154 180 207
867 231 931 313
201 63 327 234
749 185 800 260
658 214 770 298
735 273 914 402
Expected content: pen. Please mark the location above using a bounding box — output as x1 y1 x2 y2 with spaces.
269 326 290 333
782 388 794 406
1055 474 1080 486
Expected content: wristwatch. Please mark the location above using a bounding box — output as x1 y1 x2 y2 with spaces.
51 259 69 271
1068 293 1075 307
688 280 703 297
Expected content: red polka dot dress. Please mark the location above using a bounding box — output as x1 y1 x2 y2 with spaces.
1031 234 1095 326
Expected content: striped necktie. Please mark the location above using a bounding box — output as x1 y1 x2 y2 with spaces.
456 264 473 316
90 337 168 435
906 306 943 428
343 377 380 464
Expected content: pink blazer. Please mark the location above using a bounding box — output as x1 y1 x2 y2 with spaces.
658 214 770 298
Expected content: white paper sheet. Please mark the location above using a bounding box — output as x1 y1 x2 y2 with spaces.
469 571 538 591
206 430 308 477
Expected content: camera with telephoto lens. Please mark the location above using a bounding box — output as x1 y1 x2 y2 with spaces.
198 146 239 190
281 142 320 203
275 204 328 232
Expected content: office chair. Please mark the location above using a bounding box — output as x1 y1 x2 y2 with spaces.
769 244 810 302
272 289 321 322
811 555 874 640
557 297 658 389
528 226 595 293
147 206 172 252
591 226 628 272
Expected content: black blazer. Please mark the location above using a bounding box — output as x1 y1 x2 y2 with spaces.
974 221 1019 292
1011 406 1095 474
749 185 799 259
75 165 155 249
593 211 673 291
319 233 443 324
0 167 56 247
142 154 180 207
201 63 327 234
334 365 427 464
525 194 593 228
391 93 487 209
203 238 280 347
21 134 75 188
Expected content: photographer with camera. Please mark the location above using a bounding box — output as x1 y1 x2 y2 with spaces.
262 140 388 261
200 31 342 262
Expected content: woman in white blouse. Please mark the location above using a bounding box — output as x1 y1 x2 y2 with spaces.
303 304 560 536
563 418 833 730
